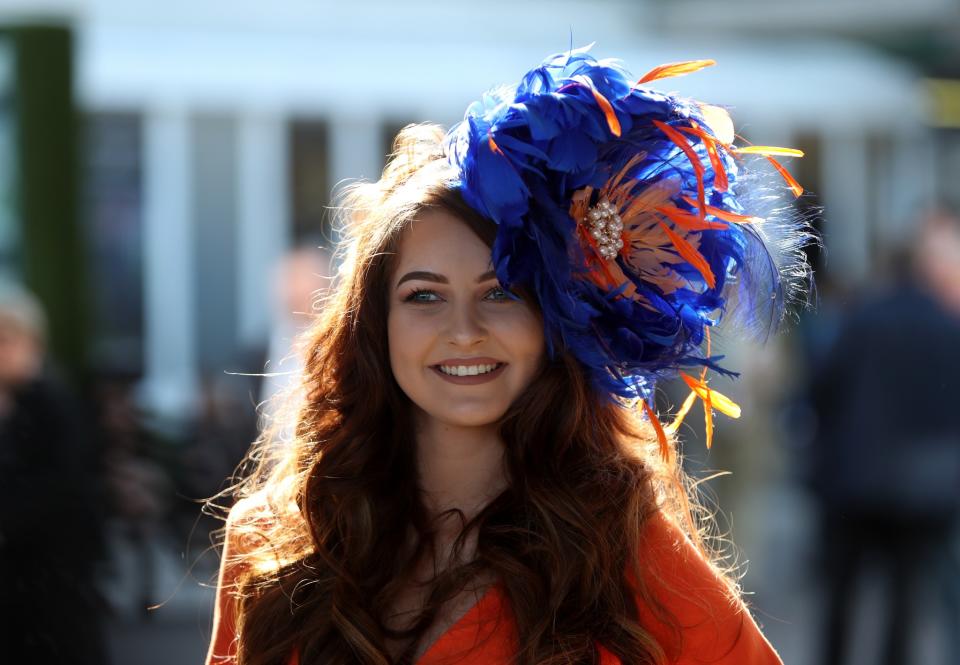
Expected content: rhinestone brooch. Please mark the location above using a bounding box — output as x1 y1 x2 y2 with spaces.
585 198 624 260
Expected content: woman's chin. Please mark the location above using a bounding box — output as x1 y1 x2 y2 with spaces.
420 407 506 430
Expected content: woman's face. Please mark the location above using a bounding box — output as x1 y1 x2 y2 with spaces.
387 209 545 429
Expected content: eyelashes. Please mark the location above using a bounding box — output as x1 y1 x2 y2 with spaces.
403 288 441 304
402 286 514 304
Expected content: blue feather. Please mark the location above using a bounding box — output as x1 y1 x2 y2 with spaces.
443 46 812 401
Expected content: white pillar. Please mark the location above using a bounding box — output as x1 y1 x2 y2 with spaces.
885 126 937 247
236 112 290 349
820 127 871 283
139 107 199 422
328 113 383 210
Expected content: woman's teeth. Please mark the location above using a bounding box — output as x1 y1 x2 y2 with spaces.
437 363 501 376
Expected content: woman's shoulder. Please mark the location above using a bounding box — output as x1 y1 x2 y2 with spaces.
216 493 271 566
224 483 304 545
634 508 784 665
226 491 280 534
205 490 297 665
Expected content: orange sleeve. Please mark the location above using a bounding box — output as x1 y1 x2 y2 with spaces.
633 509 784 665
205 497 266 665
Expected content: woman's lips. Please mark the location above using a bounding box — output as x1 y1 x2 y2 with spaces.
429 362 507 385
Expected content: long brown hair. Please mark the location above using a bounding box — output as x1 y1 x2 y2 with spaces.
218 124 736 665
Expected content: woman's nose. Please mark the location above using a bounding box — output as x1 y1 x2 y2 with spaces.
446 301 487 347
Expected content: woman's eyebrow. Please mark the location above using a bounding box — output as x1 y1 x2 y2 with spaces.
396 269 497 288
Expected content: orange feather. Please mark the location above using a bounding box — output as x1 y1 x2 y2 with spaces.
703 391 714 448
679 371 742 450
701 327 712 381
677 124 728 192
652 120 707 221
680 196 763 224
679 372 742 418
620 178 679 224
727 139 804 197
488 132 504 156
666 389 698 436
604 152 646 198
655 205 728 231
636 59 717 85
704 136 728 193
733 145 804 157
765 155 804 197
591 88 622 137
657 222 716 289
641 399 671 461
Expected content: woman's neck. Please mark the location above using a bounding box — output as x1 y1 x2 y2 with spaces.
414 412 509 529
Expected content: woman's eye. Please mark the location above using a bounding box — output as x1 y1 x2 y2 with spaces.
485 286 512 302
404 288 441 304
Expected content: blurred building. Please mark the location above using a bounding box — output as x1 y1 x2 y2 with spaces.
0 0 954 427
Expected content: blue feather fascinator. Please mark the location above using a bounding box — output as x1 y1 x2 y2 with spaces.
443 47 812 450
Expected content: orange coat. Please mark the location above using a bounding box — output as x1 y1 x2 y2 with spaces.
206 506 783 665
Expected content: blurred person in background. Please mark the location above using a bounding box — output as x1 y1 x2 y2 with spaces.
0 283 109 663
97 369 173 617
807 206 960 665
257 245 333 426
177 247 334 574
204 50 812 665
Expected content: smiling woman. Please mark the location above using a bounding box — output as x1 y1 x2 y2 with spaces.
206 48 811 665
388 210 546 432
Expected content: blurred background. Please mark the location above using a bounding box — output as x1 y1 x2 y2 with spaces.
0 1 958 663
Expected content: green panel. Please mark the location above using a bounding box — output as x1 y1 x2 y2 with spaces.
6 24 88 386
0 36 17 280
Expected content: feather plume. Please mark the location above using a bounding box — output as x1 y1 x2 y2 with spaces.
443 46 815 440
